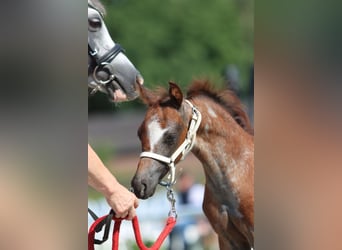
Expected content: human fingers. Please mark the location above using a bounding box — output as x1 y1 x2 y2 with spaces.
134 197 139 208
126 207 136 220
114 210 128 219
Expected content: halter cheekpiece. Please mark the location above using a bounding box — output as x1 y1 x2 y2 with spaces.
140 100 202 186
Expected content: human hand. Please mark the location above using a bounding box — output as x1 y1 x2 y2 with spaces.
105 183 139 220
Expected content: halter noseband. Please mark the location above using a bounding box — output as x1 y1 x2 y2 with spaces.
88 3 125 93
140 100 202 186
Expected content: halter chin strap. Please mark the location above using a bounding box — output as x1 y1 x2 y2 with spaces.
140 100 202 186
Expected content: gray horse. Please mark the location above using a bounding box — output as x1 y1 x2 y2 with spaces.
88 0 143 102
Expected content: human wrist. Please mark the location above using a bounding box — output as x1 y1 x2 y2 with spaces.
102 177 120 198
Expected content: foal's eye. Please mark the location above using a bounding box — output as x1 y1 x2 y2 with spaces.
88 17 102 31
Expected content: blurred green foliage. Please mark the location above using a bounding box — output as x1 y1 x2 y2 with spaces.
89 0 253 112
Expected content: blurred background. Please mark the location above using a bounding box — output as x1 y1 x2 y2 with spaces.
88 0 253 249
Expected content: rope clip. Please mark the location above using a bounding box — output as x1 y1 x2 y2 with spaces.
166 186 177 218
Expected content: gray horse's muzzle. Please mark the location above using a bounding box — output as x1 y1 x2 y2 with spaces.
88 43 143 101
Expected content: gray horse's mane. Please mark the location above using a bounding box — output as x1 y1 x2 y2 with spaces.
88 0 106 16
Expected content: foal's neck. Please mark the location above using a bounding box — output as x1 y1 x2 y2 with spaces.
187 97 254 197
184 97 254 244
188 97 252 161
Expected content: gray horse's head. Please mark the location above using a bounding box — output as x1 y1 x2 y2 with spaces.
88 0 143 102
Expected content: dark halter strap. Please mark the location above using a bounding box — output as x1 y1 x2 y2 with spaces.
88 43 125 66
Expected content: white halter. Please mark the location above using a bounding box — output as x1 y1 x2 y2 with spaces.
139 100 202 185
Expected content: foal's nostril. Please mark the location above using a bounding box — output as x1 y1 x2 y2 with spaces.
131 177 146 198
137 182 147 198
142 182 147 192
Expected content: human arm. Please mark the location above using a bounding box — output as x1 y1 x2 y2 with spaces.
88 144 139 220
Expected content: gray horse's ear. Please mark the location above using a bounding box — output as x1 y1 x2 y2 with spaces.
168 81 183 109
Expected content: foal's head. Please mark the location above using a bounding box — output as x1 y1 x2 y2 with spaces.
131 82 190 199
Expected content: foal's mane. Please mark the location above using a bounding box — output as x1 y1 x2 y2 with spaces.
139 80 254 135
187 80 254 135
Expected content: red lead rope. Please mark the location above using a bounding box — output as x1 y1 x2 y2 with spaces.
88 214 176 250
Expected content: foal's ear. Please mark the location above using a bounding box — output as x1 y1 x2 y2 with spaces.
168 81 183 109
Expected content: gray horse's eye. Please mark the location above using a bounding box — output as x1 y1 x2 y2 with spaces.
88 17 102 31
